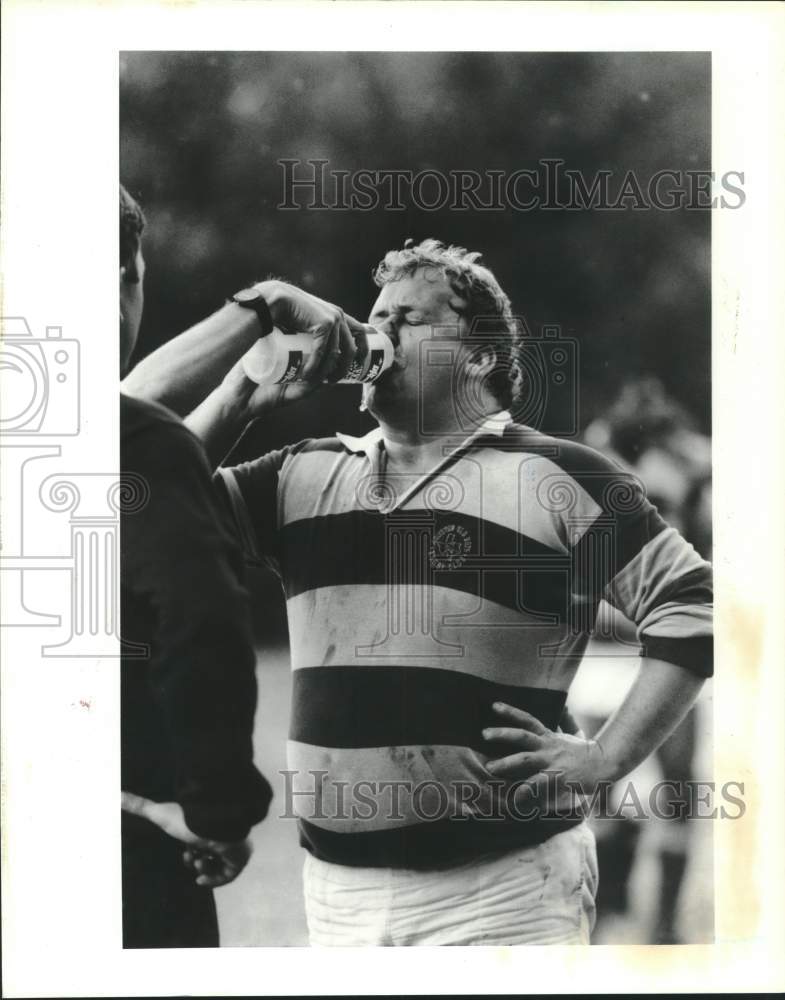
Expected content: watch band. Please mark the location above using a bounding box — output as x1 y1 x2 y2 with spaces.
230 287 274 338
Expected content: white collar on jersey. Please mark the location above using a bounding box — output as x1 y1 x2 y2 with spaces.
336 410 513 455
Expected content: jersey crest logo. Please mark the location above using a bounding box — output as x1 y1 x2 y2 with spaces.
429 523 471 570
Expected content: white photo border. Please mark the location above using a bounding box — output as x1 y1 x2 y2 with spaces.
2 1 784 995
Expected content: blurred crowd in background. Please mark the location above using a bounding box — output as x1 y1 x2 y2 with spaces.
121 50 712 945
578 376 712 945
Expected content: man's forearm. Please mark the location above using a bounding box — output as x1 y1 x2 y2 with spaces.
185 384 254 471
593 658 705 782
122 302 260 416
121 278 360 421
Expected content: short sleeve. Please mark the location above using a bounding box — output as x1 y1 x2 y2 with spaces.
215 448 291 571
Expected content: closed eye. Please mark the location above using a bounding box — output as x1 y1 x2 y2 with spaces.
370 309 425 328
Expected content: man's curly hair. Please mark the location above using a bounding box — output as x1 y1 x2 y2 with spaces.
120 185 145 281
373 238 522 409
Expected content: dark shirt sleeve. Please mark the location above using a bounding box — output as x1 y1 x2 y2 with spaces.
604 523 713 678
122 416 272 841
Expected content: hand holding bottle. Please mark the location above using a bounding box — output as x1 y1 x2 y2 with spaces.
210 281 382 426
258 279 365 383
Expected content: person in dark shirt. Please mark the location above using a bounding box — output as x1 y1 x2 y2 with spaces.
119 185 272 948
119 184 359 947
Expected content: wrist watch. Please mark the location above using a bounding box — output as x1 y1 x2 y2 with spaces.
230 287 274 338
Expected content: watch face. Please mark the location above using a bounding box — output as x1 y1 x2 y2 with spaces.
233 288 261 305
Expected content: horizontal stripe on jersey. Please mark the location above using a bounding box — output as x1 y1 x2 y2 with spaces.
279 509 575 614
290 665 566 750
287 740 583 866
286 741 502 833
284 584 588 688
297 815 582 870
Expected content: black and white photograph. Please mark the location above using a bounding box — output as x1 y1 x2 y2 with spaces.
119 49 715 949
2 2 784 996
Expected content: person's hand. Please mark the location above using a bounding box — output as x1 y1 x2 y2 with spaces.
482 702 612 814
121 791 252 888
218 281 371 420
220 356 322 421
259 279 369 382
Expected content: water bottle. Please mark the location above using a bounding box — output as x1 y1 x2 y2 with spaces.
240 327 394 385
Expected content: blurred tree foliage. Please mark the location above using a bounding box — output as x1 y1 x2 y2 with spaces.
121 51 710 456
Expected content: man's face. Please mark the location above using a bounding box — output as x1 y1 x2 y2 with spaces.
120 246 145 375
364 268 469 425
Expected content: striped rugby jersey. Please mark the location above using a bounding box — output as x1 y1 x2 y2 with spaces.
217 411 713 869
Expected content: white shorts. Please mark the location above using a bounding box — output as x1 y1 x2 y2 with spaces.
303 822 599 946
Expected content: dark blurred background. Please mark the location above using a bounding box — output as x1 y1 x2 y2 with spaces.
121 50 710 455
121 51 712 946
